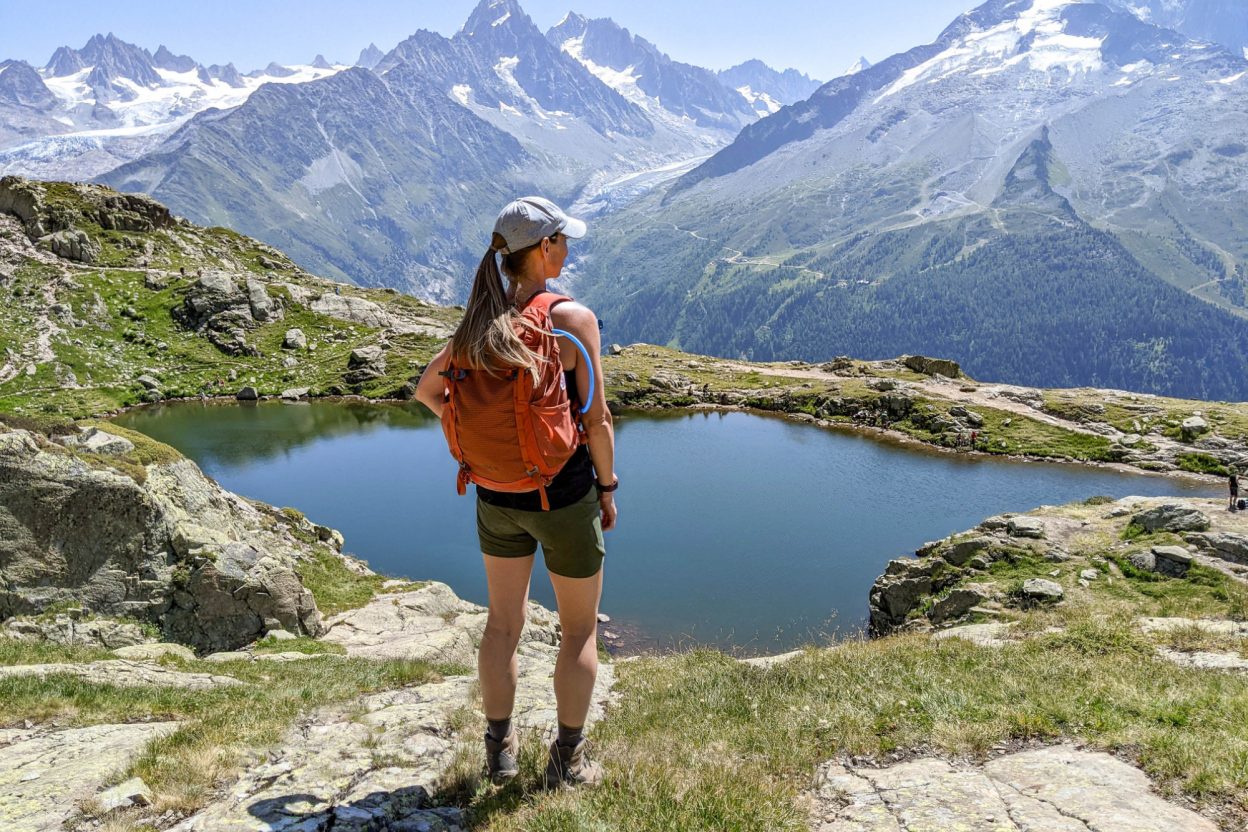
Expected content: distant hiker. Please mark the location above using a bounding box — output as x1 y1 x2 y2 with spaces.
180 267 186 277
416 197 615 790
1229 471 1239 511
335 285 341 296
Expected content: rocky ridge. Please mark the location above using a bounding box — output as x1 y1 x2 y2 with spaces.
867 493 1248 648
0 177 456 413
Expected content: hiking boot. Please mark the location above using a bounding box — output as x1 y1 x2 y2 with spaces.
484 727 519 784
545 737 604 789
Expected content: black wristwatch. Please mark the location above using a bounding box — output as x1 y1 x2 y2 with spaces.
595 477 619 496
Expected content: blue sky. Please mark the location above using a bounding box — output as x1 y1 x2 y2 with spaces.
1 1 974 81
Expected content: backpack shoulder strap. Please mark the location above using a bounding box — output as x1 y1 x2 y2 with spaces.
521 291 573 318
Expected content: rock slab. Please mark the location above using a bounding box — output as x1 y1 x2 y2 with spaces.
0 722 180 832
809 744 1219 832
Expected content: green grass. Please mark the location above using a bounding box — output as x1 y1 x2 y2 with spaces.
457 610 1248 830
295 546 428 616
251 635 347 655
1176 452 1230 477
1095 557 1248 621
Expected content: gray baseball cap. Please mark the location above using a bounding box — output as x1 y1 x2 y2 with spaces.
493 196 587 255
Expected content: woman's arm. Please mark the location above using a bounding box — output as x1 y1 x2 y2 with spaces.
553 302 617 531
415 343 451 418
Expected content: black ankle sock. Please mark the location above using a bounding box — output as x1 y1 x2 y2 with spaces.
487 717 512 742
556 722 584 748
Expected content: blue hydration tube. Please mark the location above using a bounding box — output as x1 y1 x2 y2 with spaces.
551 329 594 414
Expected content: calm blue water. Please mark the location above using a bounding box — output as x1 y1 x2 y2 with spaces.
113 401 1218 655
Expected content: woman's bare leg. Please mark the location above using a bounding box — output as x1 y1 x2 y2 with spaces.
548 567 604 729
479 553 535 721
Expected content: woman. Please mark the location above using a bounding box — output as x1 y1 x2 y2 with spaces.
416 196 617 789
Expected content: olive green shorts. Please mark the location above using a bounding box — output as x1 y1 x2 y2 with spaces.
476 486 606 579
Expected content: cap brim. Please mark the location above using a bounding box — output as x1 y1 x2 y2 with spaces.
561 216 587 239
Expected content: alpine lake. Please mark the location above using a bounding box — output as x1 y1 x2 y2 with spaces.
112 400 1220 656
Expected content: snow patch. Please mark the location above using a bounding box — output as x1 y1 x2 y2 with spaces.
451 84 472 105
1213 72 1245 85
492 11 511 27
874 0 1104 104
736 85 782 115
493 56 556 121
559 34 715 131
36 62 345 132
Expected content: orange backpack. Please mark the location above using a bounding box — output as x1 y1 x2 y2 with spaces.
439 292 584 510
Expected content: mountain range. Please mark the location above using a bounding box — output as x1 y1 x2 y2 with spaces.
79 0 816 299
0 33 344 179
571 0 1248 400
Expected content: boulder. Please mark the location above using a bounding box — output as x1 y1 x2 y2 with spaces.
647 371 692 392
929 585 993 625
1127 550 1156 573
902 354 961 378
1180 416 1209 441
349 345 384 367
608 343 624 355
172 270 258 351
0 427 326 653
283 328 307 350
1020 578 1064 603
869 559 937 635
940 537 995 567
136 374 161 390
879 392 914 419
47 228 100 264
236 386 259 401
344 344 387 384
1131 504 1211 533
280 387 310 400
1007 517 1046 538
1152 545 1193 578
311 293 392 328
78 426 135 456
246 277 281 323
1184 532 1248 566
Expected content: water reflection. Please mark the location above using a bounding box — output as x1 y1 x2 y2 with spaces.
120 399 437 465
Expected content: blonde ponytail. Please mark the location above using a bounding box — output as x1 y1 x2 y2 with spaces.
450 232 542 377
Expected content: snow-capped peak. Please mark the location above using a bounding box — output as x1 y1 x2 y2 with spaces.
462 0 528 37
842 56 872 76
876 0 1116 102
